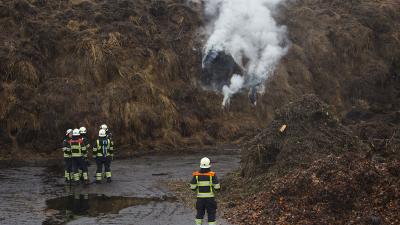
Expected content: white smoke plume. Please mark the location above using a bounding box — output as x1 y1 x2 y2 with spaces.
222 74 244 106
202 0 289 106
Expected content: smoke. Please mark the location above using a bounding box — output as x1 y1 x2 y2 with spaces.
222 74 244 106
201 0 289 106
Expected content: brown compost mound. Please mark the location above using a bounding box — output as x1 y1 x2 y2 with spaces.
220 0 400 222
0 0 258 159
257 0 400 122
0 0 399 163
222 94 399 224
227 153 400 225
242 94 365 177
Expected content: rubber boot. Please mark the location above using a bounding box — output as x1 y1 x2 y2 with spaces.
83 172 89 185
73 173 80 185
106 172 112 183
95 173 102 184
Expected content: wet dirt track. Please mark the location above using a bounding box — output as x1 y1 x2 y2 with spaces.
0 151 240 225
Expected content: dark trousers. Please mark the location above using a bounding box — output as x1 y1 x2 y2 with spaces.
72 157 88 181
64 158 72 180
196 198 217 222
79 157 87 170
96 156 112 180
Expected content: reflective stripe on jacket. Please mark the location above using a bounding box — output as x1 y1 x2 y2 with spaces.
81 136 90 157
69 138 83 157
62 138 71 158
190 171 220 198
93 138 114 157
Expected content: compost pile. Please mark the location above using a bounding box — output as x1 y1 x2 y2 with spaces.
223 95 399 224
0 0 399 163
0 0 258 159
241 94 363 177
228 152 399 225
220 0 400 223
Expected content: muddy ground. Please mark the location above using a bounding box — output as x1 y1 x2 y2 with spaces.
0 150 239 225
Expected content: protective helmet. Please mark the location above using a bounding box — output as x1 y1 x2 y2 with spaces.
99 129 107 137
72 129 80 136
79 127 87 134
200 157 211 168
100 124 108 130
66 129 73 135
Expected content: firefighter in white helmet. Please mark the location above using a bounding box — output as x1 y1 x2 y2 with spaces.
190 157 221 225
68 128 89 185
100 124 112 139
79 126 90 164
93 129 115 183
62 129 73 183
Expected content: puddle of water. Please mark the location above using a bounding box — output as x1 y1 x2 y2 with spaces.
43 194 177 225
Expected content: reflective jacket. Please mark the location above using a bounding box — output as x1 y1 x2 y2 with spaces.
68 137 84 157
80 134 90 158
62 136 72 158
190 168 220 198
92 138 114 157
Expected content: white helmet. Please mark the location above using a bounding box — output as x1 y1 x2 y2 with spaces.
66 129 73 135
99 129 107 137
100 124 108 130
200 157 211 168
72 129 80 136
79 127 87 134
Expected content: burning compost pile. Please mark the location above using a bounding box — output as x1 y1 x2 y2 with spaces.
215 0 400 222
199 0 289 107
0 0 260 159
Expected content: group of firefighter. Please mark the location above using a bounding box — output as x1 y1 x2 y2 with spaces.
62 124 114 184
61 125 220 225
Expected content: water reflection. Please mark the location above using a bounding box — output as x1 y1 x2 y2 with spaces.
43 193 176 225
